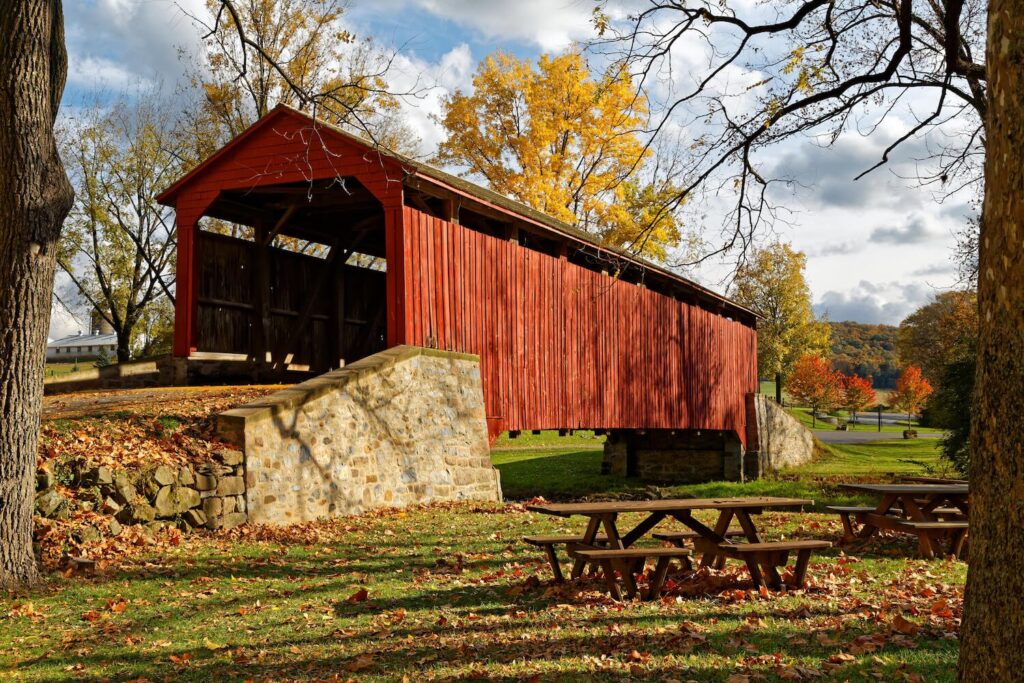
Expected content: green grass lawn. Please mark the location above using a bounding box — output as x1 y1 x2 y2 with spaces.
44 362 90 378
493 437 955 509
1 436 965 682
492 429 605 450
786 406 941 434
798 439 951 477
0 501 964 682
759 379 779 397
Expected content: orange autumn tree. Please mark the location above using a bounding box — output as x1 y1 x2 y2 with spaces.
889 366 934 427
787 355 843 428
436 50 684 260
841 373 877 427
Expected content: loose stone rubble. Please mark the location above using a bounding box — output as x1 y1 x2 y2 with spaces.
34 446 249 541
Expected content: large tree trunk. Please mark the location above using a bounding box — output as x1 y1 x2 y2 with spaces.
116 328 132 363
0 1 74 589
958 1 1024 679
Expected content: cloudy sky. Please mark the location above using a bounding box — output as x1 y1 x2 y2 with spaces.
54 0 974 335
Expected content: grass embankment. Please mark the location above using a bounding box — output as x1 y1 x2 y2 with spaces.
493 435 953 507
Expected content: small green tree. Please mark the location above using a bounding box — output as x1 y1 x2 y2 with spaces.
930 358 975 474
58 91 179 362
732 243 831 401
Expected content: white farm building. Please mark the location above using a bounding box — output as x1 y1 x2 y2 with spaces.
47 332 117 362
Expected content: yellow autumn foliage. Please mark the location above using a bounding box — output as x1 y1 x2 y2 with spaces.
732 243 831 380
186 0 415 163
436 51 682 260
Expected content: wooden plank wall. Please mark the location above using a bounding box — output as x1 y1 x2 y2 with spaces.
166 107 404 357
194 231 386 369
401 206 758 443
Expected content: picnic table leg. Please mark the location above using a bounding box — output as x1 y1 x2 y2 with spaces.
792 549 813 588
543 544 564 583
600 515 625 549
620 512 667 575
734 510 762 543
570 517 602 580
743 557 764 591
621 566 640 599
734 509 778 578
600 514 639 595
647 556 672 600
837 512 857 542
856 494 898 542
950 528 969 558
763 561 784 590
917 532 937 559
902 497 939 558
702 510 735 569
598 559 622 601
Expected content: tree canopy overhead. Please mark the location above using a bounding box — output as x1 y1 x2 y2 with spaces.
595 0 988 266
183 0 419 160
436 50 687 260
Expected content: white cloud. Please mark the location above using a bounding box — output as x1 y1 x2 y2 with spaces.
66 55 144 91
869 215 936 244
64 0 207 99
385 43 475 156
407 0 595 50
814 280 934 325
911 262 956 277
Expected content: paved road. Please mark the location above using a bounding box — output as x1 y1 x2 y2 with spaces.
813 429 943 444
814 410 920 428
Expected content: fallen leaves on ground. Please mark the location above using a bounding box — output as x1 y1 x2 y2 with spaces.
8 497 964 682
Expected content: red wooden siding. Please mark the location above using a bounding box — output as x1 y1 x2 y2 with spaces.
161 106 758 446
162 108 404 356
400 206 758 443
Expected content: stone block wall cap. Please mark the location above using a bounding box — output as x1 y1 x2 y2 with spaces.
217 345 480 427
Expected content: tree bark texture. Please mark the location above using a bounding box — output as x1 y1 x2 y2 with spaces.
0 0 74 589
958 0 1024 679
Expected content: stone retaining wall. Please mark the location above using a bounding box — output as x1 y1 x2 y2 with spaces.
748 394 816 475
217 346 502 525
34 448 248 540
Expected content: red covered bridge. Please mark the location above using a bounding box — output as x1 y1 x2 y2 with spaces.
157 106 762 480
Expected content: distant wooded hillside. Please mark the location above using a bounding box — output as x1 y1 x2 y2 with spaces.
829 321 901 388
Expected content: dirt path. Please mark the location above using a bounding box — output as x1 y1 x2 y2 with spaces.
42 385 284 421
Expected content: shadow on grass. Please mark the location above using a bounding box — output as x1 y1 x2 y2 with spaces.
493 448 877 510
25 601 958 683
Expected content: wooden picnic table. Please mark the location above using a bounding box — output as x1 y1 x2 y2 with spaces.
900 476 968 485
836 483 969 558
527 496 815 589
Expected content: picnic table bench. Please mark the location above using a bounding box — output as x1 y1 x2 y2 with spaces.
829 483 969 558
526 497 827 598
